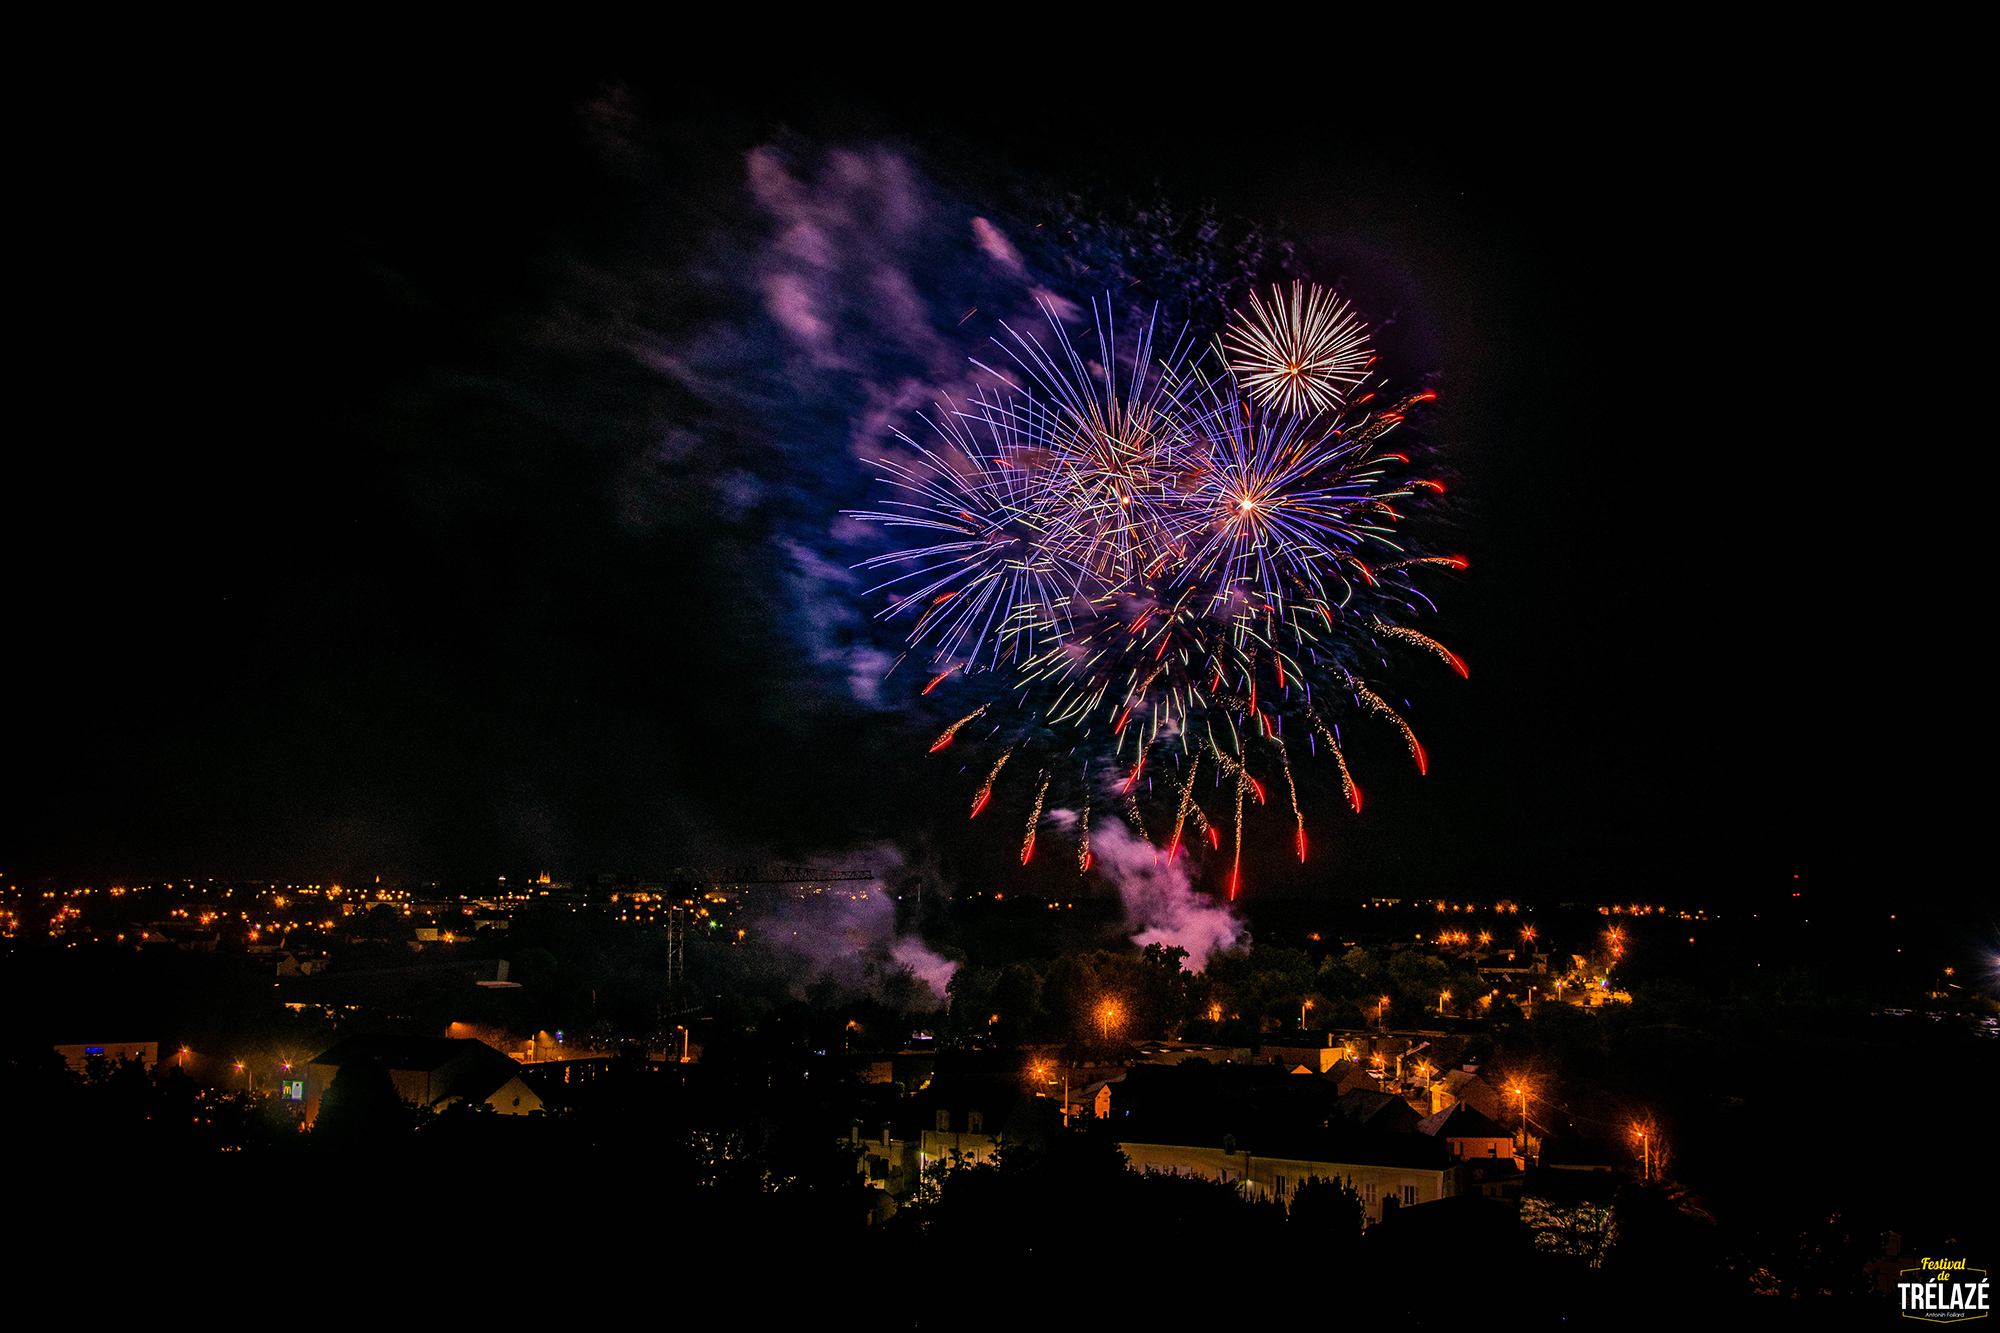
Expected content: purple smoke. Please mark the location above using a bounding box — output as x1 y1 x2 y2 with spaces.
1049 811 1248 970
750 865 957 1009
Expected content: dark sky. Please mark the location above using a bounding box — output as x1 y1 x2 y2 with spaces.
6 59 1963 912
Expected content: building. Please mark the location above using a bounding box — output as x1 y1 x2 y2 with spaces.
1110 1062 1456 1225
53 1041 158 1071
1260 1033 1342 1074
1417 1102 1515 1162
1322 1058 1386 1096
303 1035 542 1125
1337 1086 1423 1135
1430 1066 1505 1120
1116 1140 1455 1224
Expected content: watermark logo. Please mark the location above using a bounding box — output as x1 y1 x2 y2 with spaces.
1899 1259 1988 1322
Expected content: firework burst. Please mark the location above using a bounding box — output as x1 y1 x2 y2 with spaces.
1221 280 1372 417
848 280 1461 899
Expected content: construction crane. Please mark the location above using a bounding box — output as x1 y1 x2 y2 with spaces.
663 866 878 1017
668 866 877 885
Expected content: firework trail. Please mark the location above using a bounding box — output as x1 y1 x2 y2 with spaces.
1276 738 1306 862
1229 766 1248 901
1077 784 1092 873
1021 770 1050 864
1379 554 1469 572
1346 673 1428 775
1374 623 1469 678
1125 791 1152 849
1167 750 1203 860
929 704 989 752
849 280 1462 898
1200 742 1262 900
1306 706 1363 812
1189 797 1217 848
970 745 1014 819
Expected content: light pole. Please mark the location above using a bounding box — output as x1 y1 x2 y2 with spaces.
1031 1059 1072 1127
1377 996 1390 1030
1438 990 1450 1017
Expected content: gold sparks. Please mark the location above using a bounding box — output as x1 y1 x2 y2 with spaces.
1373 623 1468 677
1276 738 1306 862
1377 554 1469 572
1126 795 1153 848
1021 771 1050 864
1229 765 1248 900
930 704 990 753
1168 750 1203 859
1078 786 1092 874
971 745 1014 818
1346 673 1427 775
1306 707 1362 812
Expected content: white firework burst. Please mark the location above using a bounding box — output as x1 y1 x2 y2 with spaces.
1220 281 1372 416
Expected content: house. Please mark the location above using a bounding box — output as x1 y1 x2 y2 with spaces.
1430 1067 1505 1120
1109 1063 1452 1225
1130 1040 1256 1066
1261 1033 1341 1074
1116 1139 1456 1225
1068 1074 1120 1123
906 1071 1047 1182
858 1059 1455 1227
845 1068 1070 1198
304 1035 538 1125
1417 1102 1515 1162
1337 1086 1423 1135
1321 1059 1385 1096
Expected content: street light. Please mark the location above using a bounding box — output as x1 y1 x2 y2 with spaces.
1097 999 1124 1042
1377 996 1390 1030
1438 990 1451 1016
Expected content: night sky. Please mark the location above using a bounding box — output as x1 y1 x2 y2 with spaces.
8 60 1961 915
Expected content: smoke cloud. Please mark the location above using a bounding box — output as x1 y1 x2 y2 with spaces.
747 875 957 1011
1049 811 1247 970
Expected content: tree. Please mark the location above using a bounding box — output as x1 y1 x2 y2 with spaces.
312 1058 414 1146
1290 1173 1365 1240
992 962 1044 1042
